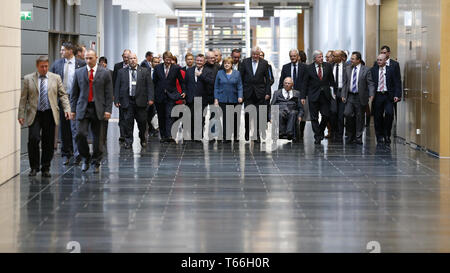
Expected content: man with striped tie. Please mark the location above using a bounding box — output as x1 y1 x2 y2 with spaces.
18 56 72 177
370 54 402 145
341 51 375 145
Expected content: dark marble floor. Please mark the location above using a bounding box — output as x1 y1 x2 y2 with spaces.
1 121 450 253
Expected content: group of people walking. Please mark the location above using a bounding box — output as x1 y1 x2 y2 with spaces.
18 42 402 177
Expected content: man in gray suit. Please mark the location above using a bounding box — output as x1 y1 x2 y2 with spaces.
18 56 72 177
71 50 113 173
342 51 375 145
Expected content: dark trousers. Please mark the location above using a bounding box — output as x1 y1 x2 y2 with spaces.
219 102 239 140
28 110 55 172
344 93 366 141
279 107 299 138
76 102 105 165
119 107 126 139
155 101 176 139
373 93 394 140
147 104 157 133
330 95 345 140
123 98 148 145
244 93 267 140
309 91 330 141
59 100 73 157
187 101 207 140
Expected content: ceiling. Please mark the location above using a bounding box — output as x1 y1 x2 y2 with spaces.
112 0 313 16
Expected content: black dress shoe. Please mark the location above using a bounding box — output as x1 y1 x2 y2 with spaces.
141 141 147 148
119 137 125 143
314 139 321 144
74 156 82 166
377 137 385 144
385 137 391 144
124 143 132 149
287 134 293 140
355 139 363 145
42 171 51 178
63 156 71 165
29 169 38 177
93 164 100 173
82 161 90 172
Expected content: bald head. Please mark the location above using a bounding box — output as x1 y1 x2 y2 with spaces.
85 49 98 68
129 52 138 68
377 53 387 67
283 77 294 91
206 51 216 65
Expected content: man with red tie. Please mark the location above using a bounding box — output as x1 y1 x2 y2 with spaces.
71 50 113 173
301 50 336 144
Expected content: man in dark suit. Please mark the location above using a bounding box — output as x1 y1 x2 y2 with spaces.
71 50 113 173
330 50 348 142
114 53 155 149
182 53 195 71
113 49 131 144
231 48 242 71
341 51 375 144
50 42 86 165
201 51 220 140
185 54 207 141
278 49 307 138
140 51 153 70
153 51 186 143
370 54 401 145
271 77 304 142
240 46 271 142
301 50 336 144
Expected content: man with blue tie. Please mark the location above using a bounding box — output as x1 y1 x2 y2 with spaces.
19 56 72 177
71 50 113 173
50 42 86 165
341 51 375 145
371 54 401 145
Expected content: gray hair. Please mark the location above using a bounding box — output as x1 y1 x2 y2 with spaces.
251 46 261 54
289 49 299 56
36 55 49 65
312 50 323 60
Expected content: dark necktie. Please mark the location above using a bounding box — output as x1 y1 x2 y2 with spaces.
293 64 297 86
131 69 137 96
335 63 339 85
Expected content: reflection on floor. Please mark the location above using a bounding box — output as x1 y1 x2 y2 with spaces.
1 122 450 253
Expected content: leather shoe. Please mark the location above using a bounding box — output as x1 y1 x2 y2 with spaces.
63 156 71 165
29 169 38 177
345 138 354 144
42 171 51 178
355 139 363 145
119 137 125 143
124 143 132 149
314 139 321 144
82 161 90 172
141 141 147 148
93 164 100 174
385 137 391 144
74 156 82 166
377 137 385 144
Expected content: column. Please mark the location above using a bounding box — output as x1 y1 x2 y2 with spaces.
138 14 157 61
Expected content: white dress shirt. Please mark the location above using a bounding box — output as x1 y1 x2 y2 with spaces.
252 60 259 75
282 88 293 100
333 62 344 88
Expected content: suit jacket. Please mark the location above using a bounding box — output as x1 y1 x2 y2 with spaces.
301 62 336 102
50 58 86 84
373 58 402 93
278 62 306 91
18 72 71 126
113 61 127 88
214 70 243 103
342 65 375 106
370 65 402 100
185 66 207 104
201 63 220 104
71 66 114 121
140 60 152 70
152 63 185 103
114 66 154 108
240 58 271 100
270 89 304 119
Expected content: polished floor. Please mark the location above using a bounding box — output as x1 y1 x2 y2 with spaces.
1 121 450 253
